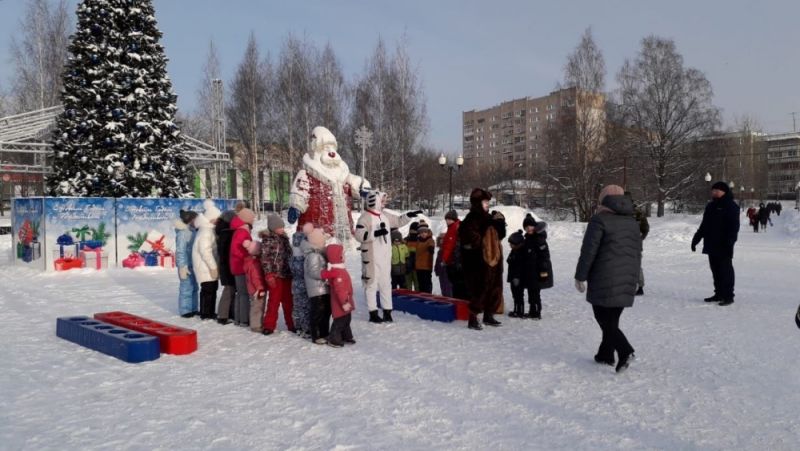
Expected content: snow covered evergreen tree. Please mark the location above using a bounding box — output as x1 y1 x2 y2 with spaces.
47 0 192 197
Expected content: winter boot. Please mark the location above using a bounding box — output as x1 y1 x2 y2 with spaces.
594 354 615 366
382 309 394 322
369 310 384 323
635 286 644 296
704 295 721 303
483 313 502 327
718 298 735 306
508 301 523 318
216 318 231 325
181 312 197 319
616 353 635 373
468 314 483 330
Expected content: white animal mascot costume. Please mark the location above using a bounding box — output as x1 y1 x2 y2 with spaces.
288 126 370 245
355 189 422 323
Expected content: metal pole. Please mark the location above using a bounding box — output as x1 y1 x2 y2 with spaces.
448 167 453 212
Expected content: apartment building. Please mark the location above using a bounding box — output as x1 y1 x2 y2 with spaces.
766 133 800 198
462 87 604 180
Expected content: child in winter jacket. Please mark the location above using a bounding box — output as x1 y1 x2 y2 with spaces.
506 230 526 318
229 208 256 327
175 210 199 317
515 214 554 319
260 214 294 335
391 230 409 289
415 226 436 293
303 225 331 344
404 222 420 290
193 199 222 320
244 240 267 333
290 228 311 338
434 233 452 297
321 243 355 348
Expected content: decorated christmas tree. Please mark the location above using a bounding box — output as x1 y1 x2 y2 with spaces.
47 0 191 198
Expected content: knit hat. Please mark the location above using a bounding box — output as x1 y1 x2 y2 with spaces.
179 209 198 225
237 208 255 225
523 213 536 228
246 240 261 256
391 230 403 242
409 221 419 231
306 227 326 249
203 199 222 222
267 213 285 232
326 243 345 264
417 226 431 235
445 210 458 221
711 181 730 193
598 184 625 205
508 229 524 246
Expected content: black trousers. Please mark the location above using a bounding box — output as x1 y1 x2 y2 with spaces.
511 285 541 315
309 295 331 341
592 305 634 360
391 274 406 289
199 280 219 319
328 314 353 346
447 266 468 301
417 270 433 293
708 255 735 300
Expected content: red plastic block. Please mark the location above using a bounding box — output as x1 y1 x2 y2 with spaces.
94 311 197 355
391 290 470 321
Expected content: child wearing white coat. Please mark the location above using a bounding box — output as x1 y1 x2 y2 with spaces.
193 199 222 320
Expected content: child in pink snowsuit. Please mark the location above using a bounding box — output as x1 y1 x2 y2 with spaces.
321 243 355 348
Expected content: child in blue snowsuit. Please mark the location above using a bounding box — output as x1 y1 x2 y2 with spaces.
176 210 200 317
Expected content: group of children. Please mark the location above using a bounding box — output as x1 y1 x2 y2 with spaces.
176 201 554 345
175 201 355 348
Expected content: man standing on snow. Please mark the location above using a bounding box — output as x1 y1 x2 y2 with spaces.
691 181 740 306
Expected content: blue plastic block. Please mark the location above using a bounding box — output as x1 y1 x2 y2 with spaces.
56 316 161 363
416 301 456 323
391 295 455 322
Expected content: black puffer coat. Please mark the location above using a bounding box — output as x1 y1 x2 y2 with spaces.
509 226 554 290
692 191 740 258
574 195 642 308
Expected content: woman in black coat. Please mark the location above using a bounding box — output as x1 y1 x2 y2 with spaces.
575 184 642 373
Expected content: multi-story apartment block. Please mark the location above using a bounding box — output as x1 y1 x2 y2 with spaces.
766 133 800 198
462 87 603 180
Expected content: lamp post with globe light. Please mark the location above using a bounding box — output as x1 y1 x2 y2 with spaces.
439 153 464 212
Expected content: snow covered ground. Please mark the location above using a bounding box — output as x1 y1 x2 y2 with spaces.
1 207 799 450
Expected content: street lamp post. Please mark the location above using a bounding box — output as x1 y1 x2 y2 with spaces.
438 153 464 212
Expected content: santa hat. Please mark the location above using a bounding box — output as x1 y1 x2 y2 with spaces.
310 126 337 152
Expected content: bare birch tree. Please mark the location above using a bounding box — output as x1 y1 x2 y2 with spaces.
545 28 615 222
227 33 270 213
9 0 72 112
617 36 720 217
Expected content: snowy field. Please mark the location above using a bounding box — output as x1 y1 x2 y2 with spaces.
1 207 799 450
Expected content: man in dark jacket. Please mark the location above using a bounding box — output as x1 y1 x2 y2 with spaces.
757 202 770 232
459 188 506 330
692 181 740 306
575 184 642 373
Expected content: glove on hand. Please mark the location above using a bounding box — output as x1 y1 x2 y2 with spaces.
374 222 389 238
575 279 586 293
343 302 353 312
512 278 520 287
287 207 300 224
539 272 549 279
406 210 423 218
179 266 189 280
210 268 219 280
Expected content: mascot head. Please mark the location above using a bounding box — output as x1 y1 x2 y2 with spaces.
364 189 387 212
309 126 342 169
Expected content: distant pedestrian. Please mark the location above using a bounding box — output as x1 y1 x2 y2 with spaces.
691 181 740 306
757 203 770 232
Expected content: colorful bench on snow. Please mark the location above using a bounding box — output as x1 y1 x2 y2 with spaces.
392 289 470 321
56 316 161 363
391 292 456 323
94 311 197 355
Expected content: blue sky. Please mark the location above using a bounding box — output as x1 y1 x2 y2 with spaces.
1 0 799 150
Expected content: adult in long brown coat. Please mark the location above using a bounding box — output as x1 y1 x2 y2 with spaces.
458 188 507 330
